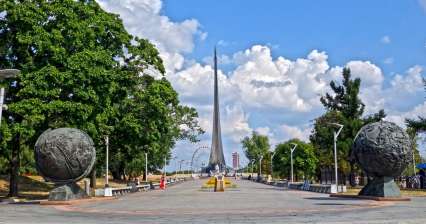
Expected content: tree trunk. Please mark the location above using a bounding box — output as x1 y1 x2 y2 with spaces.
8 134 20 197
111 168 121 180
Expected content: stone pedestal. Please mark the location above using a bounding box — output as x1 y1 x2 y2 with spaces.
49 183 88 201
214 176 225 192
359 176 401 197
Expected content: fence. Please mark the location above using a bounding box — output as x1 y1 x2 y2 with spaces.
95 178 186 197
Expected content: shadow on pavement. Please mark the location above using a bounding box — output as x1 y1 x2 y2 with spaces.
304 197 363 201
314 203 349 206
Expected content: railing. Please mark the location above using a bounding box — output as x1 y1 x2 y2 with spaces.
95 178 186 197
244 176 333 193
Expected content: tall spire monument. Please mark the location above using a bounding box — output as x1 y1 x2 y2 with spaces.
208 47 226 172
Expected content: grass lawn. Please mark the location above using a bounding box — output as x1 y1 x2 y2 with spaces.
0 174 175 201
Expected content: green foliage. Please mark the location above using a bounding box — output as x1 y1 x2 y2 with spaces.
241 131 271 174
406 117 426 134
0 0 202 189
273 139 318 180
320 68 365 119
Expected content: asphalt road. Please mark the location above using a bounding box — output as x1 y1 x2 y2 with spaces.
0 179 425 223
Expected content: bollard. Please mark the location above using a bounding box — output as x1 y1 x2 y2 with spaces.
84 178 91 196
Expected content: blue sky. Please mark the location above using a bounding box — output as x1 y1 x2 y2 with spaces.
163 0 426 76
98 0 426 171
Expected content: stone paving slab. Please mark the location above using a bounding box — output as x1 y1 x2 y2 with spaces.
0 179 425 223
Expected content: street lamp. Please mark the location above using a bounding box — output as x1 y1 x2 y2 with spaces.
259 155 264 180
290 143 297 183
164 155 167 176
105 136 109 187
270 150 276 179
0 69 20 127
251 159 255 179
329 122 343 193
145 152 148 182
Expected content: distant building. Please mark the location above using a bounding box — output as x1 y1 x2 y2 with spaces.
232 152 240 170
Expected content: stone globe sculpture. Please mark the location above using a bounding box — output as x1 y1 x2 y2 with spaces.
35 128 96 200
351 121 411 197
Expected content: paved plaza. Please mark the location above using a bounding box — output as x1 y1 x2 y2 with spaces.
1 179 426 223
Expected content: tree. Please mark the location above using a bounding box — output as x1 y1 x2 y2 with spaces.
241 131 271 176
0 0 202 195
273 139 318 180
107 75 203 180
405 78 426 135
311 68 386 184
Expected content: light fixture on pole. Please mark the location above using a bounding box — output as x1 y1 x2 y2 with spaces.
290 143 297 183
0 69 20 127
270 150 276 178
105 136 109 187
164 156 167 176
251 159 255 179
329 122 343 193
259 155 264 179
412 151 416 176
145 152 148 182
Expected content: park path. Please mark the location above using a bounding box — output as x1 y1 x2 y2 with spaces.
67 178 382 216
0 179 426 223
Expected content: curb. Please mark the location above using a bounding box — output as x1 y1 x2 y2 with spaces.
330 193 411 201
40 196 117 205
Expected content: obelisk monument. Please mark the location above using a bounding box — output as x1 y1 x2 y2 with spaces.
208 48 226 173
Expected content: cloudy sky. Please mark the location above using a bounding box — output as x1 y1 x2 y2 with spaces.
96 0 426 170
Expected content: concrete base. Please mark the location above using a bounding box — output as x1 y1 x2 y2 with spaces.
359 177 401 197
330 193 410 201
104 187 113 197
330 184 337 193
48 183 88 201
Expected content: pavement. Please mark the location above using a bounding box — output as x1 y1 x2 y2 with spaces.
0 179 425 223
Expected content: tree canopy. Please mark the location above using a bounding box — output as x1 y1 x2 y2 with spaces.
241 131 271 174
405 78 426 135
310 68 386 177
273 139 318 180
0 0 202 196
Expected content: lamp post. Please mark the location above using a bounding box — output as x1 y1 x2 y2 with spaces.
145 152 148 182
259 155 264 180
290 143 297 183
412 151 416 176
164 156 167 176
251 159 255 179
0 69 20 127
270 150 276 179
105 136 109 187
329 122 343 193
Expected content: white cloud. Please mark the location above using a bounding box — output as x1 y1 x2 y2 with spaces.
255 127 273 137
97 0 206 74
346 61 384 86
98 0 426 168
197 105 252 144
381 35 391 44
390 65 424 94
385 102 426 127
280 124 311 142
